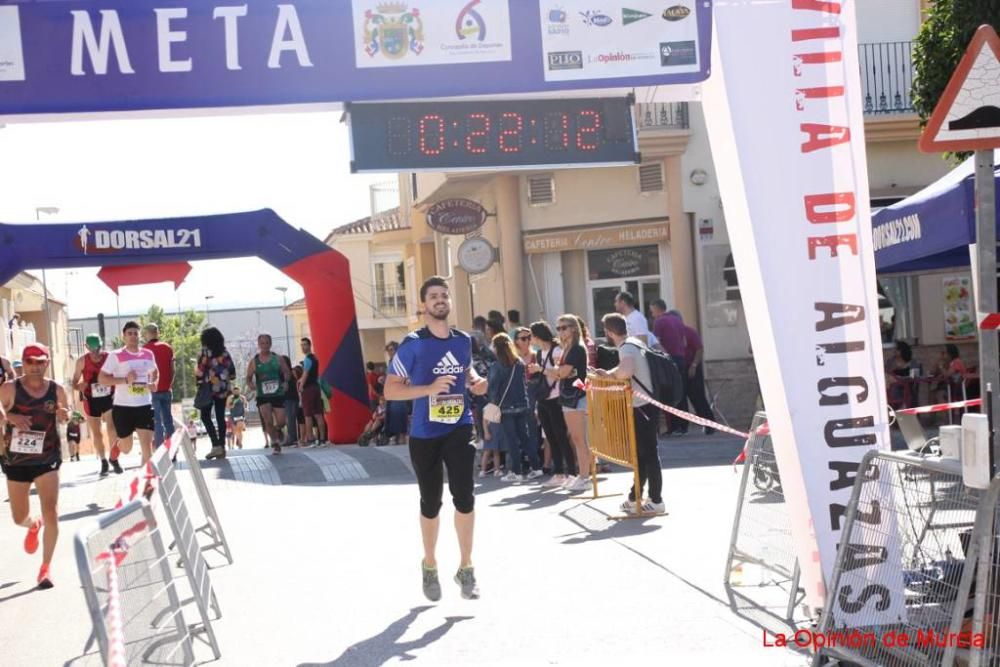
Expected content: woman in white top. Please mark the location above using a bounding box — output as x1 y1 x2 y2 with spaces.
528 321 577 488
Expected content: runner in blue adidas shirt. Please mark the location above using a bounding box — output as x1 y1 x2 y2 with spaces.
385 276 488 602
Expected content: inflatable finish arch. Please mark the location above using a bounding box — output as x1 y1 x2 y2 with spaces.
0 209 369 443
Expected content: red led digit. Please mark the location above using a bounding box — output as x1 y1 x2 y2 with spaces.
387 117 412 156
543 112 569 151
419 114 446 156
576 110 601 151
465 113 490 154
499 112 524 153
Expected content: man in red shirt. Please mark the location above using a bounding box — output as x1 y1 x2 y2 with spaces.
143 323 176 448
650 299 688 434
669 310 717 435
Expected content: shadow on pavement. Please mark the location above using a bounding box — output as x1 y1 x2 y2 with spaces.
298 606 472 667
59 503 105 522
0 583 41 605
556 501 662 544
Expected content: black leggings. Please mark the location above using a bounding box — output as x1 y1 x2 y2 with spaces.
537 398 576 475
200 397 227 450
408 425 475 519
630 403 664 504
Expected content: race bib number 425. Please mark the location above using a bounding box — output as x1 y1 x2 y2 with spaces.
429 394 464 424
10 429 45 455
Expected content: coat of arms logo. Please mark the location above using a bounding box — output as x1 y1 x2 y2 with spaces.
364 2 425 60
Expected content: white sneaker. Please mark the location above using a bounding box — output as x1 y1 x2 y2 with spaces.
478 470 488 479
493 469 503 478
568 477 592 493
526 469 544 480
647 501 667 513
541 475 565 488
560 475 578 489
501 472 524 483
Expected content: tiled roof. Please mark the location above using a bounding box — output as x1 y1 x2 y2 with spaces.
327 207 408 239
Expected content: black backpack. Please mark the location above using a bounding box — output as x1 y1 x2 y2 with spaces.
624 342 684 407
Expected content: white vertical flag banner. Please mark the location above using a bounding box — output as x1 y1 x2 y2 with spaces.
703 0 906 622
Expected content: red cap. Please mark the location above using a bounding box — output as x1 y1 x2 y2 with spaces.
22 343 50 362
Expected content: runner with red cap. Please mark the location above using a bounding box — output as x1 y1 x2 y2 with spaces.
0 342 70 589
72 334 119 476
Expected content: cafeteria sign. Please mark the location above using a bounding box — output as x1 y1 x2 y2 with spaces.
426 199 489 235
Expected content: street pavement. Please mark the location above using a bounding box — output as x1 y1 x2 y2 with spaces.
0 428 810 666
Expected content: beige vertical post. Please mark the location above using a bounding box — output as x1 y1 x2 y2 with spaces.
665 156 698 324
494 175 526 317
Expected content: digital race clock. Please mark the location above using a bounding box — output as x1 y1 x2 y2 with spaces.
348 97 639 173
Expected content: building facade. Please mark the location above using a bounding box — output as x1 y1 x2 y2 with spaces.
319 0 949 428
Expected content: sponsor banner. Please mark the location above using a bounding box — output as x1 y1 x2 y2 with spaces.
0 0 711 120
541 1 701 82
352 0 511 69
703 1 907 622
0 6 25 82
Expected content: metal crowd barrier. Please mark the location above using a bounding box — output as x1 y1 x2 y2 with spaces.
74 499 195 666
814 450 987 666
150 444 222 660
585 374 662 518
724 412 805 624
174 431 233 565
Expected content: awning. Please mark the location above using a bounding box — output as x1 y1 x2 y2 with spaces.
874 150 1000 273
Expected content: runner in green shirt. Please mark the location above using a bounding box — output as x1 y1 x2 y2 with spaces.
245 334 291 455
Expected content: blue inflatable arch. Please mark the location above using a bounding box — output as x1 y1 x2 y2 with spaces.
0 209 369 443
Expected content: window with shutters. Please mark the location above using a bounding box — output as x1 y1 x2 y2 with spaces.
526 174 555 206
638 162 664 194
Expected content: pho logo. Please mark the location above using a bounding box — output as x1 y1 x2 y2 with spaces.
662 5 691 22
548 50 583 70
622 8 652 25
580 10 613 27
660 40 697 67
456 0 486 41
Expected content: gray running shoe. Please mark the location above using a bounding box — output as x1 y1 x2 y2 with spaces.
422 562 441 602
454 566 480 600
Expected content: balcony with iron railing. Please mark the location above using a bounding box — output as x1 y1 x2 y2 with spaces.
373 285 408 319
859 41 915 116
635 102 689 132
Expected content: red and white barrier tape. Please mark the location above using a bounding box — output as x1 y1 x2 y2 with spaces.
582 380 750 439
103 550 127 667
897 397 982 415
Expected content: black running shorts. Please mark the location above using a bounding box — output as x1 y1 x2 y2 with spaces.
113 405 155 438
1 460 61 483
408 425 476 519
85 395 113 418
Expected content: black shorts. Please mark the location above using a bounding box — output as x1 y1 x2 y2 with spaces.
86 395 113 418
113 405 155 438
1 460 61 483
408 425 476 519
256 396 284 410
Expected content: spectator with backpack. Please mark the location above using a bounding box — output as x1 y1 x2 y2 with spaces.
596 313 666 514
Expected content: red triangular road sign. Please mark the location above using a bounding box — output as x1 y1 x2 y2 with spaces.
919 25 1000 153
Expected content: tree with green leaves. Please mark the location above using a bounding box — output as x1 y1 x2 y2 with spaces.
136 305 206 400
912 0 1000 159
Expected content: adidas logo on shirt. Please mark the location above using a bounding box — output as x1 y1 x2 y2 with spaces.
433 352 465 375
